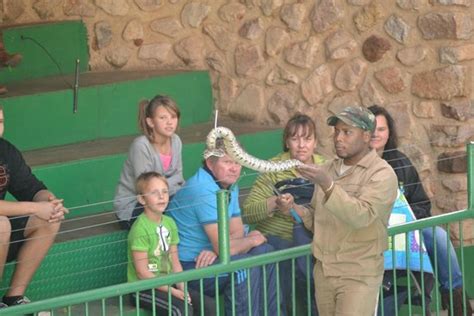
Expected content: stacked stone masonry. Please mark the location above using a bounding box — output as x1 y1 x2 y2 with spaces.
0 0 472 243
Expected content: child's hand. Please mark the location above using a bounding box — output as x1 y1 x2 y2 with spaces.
172 288 192 304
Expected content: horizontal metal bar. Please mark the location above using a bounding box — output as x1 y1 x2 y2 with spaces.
4 210 472 314
387 209 473 236
3 245 311 315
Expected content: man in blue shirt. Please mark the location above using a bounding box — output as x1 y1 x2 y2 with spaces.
168 143 278 316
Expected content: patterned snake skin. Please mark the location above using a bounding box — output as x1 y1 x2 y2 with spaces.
206 127 303 173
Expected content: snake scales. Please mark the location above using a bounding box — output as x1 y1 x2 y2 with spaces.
206 127 303 173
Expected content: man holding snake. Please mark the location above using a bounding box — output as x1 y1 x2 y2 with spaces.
296 106 398 315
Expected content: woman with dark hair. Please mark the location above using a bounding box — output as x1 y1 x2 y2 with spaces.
243 114 324 240
243 113 324 315
368 105 472 316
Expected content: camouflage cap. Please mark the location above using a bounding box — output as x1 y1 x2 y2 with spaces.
327 106 376 132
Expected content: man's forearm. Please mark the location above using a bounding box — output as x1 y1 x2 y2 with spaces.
0 200 39 217
229 236 256 255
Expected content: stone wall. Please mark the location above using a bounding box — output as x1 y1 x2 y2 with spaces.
1 0 473 243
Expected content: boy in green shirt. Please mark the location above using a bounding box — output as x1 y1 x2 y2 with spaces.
128 171 215 315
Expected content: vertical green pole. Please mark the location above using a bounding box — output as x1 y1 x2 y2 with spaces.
468 142 473 212
217 189 231 264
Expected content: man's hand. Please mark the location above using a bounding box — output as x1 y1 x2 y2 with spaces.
195 250 217 268
298 164 333 193
171 288 192 304
275 193 294 215
247 230 267 247
34 197 68 223
34 201 58 222
47 196 69 222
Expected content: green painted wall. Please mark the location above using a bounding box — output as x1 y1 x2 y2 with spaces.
0 71 213 151
0 21 89 84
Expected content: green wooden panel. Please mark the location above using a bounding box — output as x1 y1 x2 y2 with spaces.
32 156 125 218
0 71 213 151
182 142 207 178
1 89 100 150
97 71 213 139
0 21 89 84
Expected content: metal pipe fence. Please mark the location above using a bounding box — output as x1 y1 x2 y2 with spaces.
2 143 473 316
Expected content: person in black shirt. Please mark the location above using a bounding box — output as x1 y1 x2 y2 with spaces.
0 106 68 308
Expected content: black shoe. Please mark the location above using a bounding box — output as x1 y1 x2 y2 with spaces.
3 295 31 306
441 288 473 316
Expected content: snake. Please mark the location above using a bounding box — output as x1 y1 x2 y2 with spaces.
206 126 303 173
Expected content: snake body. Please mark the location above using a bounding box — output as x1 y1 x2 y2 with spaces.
206 127 303 173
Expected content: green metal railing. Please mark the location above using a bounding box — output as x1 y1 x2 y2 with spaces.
3 143 473 315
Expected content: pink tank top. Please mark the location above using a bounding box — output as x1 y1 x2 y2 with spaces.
160 153 172 171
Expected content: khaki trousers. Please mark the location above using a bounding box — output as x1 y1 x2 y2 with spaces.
314 261 382 316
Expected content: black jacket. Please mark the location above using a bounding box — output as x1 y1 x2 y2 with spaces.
383 149 432 219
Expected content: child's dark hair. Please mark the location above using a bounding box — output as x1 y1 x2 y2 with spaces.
138 95 181 141
135 171 168 195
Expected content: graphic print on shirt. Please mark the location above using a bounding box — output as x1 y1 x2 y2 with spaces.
0 164 9 193
154 224 171 257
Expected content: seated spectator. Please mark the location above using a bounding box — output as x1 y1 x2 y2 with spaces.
369 105 473 316
0 106 68 308
242 113 324 315
114 95 184 229
167 141 278 316
128 171 215 315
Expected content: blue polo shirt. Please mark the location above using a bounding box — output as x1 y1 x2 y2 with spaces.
167 167 241 262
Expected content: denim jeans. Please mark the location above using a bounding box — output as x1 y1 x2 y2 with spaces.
378 289 409 316
422 226 463 290
181 243 278 316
